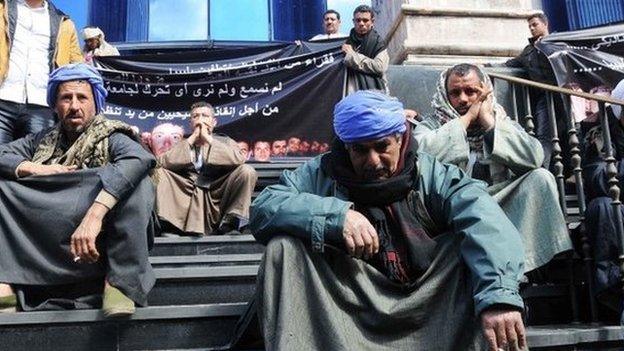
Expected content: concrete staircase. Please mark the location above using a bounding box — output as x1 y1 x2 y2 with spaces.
0 236 260 350
1 233 624 350
1 98 624 350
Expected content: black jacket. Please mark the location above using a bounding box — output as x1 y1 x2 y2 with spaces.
505 37 557 85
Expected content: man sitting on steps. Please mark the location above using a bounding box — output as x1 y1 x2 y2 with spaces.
250 90 527 350
0 63 156 317
413 63 572 273
154 101 257 236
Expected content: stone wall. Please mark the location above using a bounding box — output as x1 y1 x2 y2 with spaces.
373 0 543 66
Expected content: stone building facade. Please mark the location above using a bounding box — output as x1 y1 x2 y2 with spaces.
373 0 543 66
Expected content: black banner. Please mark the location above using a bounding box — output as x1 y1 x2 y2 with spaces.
95 40 346 160
536 24 624 122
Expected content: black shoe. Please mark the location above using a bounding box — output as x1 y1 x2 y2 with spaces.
216 228 243 236
215 215 241 235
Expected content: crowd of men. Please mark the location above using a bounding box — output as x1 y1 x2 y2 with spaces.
0 1 622 351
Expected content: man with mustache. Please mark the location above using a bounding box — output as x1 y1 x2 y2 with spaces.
250 90 527 350
0 63 156 317
286 136 301 156
414 63 571 275
309 9 347 41
270 139 287 157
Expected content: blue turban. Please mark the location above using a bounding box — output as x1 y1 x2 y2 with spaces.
47 63 108 115
333 90 406 143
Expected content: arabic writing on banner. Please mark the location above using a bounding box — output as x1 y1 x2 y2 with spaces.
94 40 346 160
536 24 624 123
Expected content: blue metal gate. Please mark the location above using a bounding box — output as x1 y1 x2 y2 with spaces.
565 0 624 30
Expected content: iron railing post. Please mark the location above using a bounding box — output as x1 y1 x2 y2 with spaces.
523 86 535 136
511 83 519 122
565 94 592 323
548 92 568 217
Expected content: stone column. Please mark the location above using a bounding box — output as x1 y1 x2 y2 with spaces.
373 0 543 66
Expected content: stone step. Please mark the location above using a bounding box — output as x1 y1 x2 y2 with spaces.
529 325 624 350
150 265 259 306
151 235 265 256
1 302 621 351
0 303 246 351
150 254 263 268
253 161 302 192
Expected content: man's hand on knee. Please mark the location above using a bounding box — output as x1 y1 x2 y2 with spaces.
70 203 108 263
481 308 526 351
17 161 77 177
342 210 379 259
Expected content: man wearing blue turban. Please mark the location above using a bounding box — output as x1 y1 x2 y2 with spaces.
248 90 528 350
0 63 156 317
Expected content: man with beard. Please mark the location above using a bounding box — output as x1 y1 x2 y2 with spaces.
250 90 527 351
299 140 311 156
286 136 301 156
310 140 321 154
0 63 156 316
342 5 389 93
413 63 572 273
270 139 287 157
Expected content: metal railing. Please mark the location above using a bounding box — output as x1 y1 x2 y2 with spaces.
488 71 624 323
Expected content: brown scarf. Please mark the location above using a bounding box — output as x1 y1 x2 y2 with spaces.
32 114 137 168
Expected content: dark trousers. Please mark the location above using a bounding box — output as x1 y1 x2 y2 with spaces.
533 95 553 168
585 196 624 324
0 99 55 144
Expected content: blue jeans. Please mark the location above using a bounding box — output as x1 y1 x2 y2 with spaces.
0 99 55 144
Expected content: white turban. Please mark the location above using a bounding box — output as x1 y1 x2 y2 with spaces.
83 27 104 40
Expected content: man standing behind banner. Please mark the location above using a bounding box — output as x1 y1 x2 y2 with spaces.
342 5 389 93
155 101 257 236
82 26 120 65
0 0 83 144
310 9 347 41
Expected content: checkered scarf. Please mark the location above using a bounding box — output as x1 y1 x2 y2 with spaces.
431 67 507 157
32 114 137 168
